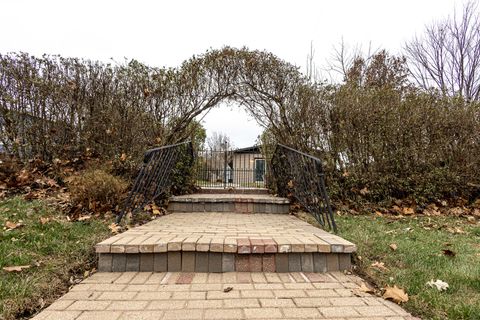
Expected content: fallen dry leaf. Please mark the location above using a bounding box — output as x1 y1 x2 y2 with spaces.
427 279 449 291
108 223 121 234
402 207 415 215
3 265 31 272
447 207 465 216
442 249 456 257
77 215 92 222
16 170 31 185
45 178 59 188
389 243 398 251
371 261 389 272
5 221 23 230
446 227 466 234
360 187 369 196
466 216 476 224
383 285 408 304
287 180 294 189
39 217 50 225
359 282 374 294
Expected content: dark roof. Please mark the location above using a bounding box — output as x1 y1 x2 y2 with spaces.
233 145 260 154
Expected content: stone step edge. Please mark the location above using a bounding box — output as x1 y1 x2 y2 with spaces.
169 197 290 204
196 188 270 194
96 237 357 254
97 252 353 273
167 202 289 214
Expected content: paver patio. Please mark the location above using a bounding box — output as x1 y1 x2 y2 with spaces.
33 271 416 320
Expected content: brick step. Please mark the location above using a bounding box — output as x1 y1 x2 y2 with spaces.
168 193 289 214
98 252 352 273
196 188 270 195
96 212 356 273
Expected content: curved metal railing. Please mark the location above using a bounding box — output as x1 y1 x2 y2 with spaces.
270 144 337 232
116 141 194 223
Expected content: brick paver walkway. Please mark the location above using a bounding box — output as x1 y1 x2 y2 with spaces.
33 272 416 320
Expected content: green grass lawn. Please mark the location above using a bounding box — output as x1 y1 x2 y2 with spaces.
335 214 480 320
0 197 111 320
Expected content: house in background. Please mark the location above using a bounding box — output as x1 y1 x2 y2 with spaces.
230 146 266 187
196 145 267 188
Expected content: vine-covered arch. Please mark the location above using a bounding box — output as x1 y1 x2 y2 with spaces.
167 47 328 149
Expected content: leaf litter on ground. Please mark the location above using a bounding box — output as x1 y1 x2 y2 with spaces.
383 285 409 304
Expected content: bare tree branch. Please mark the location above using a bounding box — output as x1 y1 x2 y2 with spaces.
405 1 480 101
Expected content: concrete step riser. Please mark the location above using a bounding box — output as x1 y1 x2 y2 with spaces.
168 201 289 214
98 252 352 273
196 188 270 195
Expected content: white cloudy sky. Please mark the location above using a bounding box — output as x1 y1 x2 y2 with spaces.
0 0 468 147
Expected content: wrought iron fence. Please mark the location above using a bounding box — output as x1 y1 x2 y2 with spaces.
116 141 194 223
270 144 337 232
195 146 267 189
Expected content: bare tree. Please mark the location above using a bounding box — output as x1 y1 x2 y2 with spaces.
325 38 378 83
206 131 232 150
405 1 480 101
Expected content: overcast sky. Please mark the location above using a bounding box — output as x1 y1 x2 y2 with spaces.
0 0 468 147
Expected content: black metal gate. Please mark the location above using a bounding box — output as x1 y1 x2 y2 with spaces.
194 145 267 189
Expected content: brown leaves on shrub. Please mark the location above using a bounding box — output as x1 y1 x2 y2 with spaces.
0 157 65 200
68 169 128 217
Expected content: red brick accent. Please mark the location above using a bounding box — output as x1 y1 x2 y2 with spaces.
235 255 250 272
263 239 278 253
237 239 251 254
176 273 194 284
250 239 265 254
249 255 263 272
236 272 252 283
262 254 276 272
